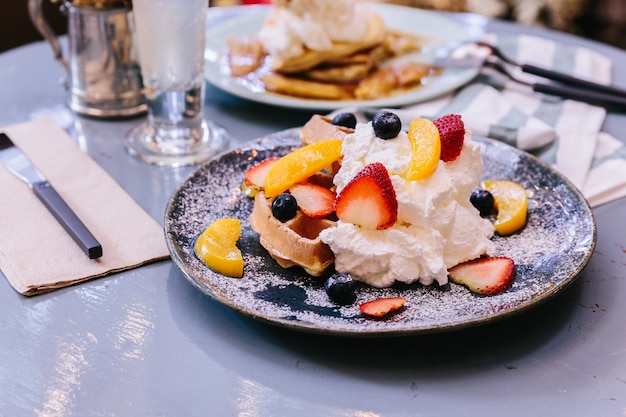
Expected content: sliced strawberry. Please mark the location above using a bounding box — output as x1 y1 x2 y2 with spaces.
448 256 515 295
244 157 280 189
433 114 464 162
335 162 397 230
289 182 336 218
360 297 406 318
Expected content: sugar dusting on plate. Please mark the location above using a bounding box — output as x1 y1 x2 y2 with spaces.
164 129 596 336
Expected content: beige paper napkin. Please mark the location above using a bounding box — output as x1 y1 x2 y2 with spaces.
0 116 170 296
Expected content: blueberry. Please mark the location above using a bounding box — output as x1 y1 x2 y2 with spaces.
331 112 357 129
324 275 356 305
372 111 401 140
271 193 298 222
470 188 495 217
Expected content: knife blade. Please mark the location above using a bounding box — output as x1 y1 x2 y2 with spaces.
0 133 102 259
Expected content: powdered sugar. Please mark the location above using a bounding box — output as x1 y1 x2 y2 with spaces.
164 129 596 336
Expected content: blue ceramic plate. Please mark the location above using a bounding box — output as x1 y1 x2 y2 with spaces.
165 130 596 336
204 4 479 111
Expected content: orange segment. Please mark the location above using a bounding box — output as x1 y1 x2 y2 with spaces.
193 218 244 277
406 118 441 180
482 180 528 235
263 139 343 198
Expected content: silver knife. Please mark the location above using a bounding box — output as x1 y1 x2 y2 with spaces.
0 133 102 259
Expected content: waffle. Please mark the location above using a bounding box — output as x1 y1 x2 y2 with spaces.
248 115 354 276
249 192 336 277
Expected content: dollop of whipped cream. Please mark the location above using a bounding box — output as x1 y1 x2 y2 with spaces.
319 122 495 288
257 0 376 62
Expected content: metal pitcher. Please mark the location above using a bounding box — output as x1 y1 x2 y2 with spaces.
28 0 146 118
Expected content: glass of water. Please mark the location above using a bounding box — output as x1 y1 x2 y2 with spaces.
125 0 229 166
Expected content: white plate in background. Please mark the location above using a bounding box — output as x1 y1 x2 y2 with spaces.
204 4 479 111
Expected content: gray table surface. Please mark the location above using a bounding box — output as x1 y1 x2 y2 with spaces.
1 7 626 417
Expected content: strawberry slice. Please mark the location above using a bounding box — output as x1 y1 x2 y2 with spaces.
335 162 397 229
433 114 465 162
244 157 280 190
448 256 515 295
360 297 406 317
289 183 336 218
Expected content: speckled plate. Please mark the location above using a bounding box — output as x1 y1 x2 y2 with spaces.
165 130 596 336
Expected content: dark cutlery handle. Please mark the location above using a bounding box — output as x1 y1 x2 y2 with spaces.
533 82 626 110
522 63 626 97
32 181 103 259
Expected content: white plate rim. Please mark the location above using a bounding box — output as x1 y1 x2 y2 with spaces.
204 4 479 111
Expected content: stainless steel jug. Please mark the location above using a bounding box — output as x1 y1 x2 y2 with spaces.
29 0 146 118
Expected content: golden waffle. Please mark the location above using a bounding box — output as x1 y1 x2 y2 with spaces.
249 192 336 277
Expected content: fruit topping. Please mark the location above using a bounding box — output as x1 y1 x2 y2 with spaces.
264 139 343 198
406 117 441 180
482 180 528 235
271 193 298 222
470 188 495 217
324 275 356 305
243 157 280 197
331 112 357 129
359 297 406 317
372 110 402 140
335 162 398 230
448 256 515 295
193 218 244 278
433 114 464 162
289 183 336 218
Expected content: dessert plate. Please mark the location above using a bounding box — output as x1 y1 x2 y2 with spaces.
165 130 596 336
204 4 479 111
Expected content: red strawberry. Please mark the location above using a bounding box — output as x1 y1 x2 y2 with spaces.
335 162 397 230
289 182 335 218
244 157 280 189
448 256 515 295
433 114 464 162
360 297 406 317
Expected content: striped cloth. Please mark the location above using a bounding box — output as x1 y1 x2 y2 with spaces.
343 34 626 207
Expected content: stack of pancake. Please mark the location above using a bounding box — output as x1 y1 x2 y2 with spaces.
227 12 433 100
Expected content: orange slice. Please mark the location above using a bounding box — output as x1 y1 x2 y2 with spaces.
194 218 244 277
482 180 528 235
263 139 343 198
406 118 441 180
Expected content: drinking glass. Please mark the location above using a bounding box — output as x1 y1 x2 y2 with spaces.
125 0 229 166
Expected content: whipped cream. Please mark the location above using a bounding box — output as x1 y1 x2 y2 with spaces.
258 0 376 61
319 122 495 288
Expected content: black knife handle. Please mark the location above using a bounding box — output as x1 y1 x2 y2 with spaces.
522 63 626 97
32 181 103 259
532 82 626 110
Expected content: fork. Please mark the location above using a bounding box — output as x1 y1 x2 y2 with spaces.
470 41 626 97
483 60 626 110
434 41 626 95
